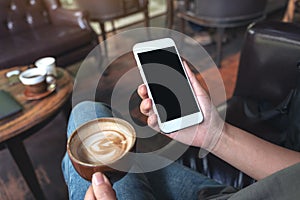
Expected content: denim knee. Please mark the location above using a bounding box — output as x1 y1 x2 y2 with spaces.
67 101 113 137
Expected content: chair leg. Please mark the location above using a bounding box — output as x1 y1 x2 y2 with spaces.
144 9 149 27
180 17 186 33
215 27 225 68
99 22 108 56
166 0 174 29
99 22 106 42
111 21 117 34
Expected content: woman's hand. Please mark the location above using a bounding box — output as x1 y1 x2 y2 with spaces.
84 172 116 200
138 61 224 150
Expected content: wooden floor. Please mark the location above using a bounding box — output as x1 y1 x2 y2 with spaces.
216 53 240 101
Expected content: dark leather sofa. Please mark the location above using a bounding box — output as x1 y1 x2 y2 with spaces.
0 0 99 70
179 21 300 189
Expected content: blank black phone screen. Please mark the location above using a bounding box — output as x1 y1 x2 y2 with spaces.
138 46 199 122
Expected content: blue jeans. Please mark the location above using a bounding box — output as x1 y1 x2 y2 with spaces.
61 101 224 200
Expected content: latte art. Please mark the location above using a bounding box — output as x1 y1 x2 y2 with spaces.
68 117 136 180
78 130 129 164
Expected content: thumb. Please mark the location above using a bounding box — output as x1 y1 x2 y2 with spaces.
92 172 116 200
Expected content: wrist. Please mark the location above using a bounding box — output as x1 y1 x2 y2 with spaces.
198 114 227 154
211 122 230 155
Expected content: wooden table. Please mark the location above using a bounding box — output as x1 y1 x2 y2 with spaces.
0 67 73 199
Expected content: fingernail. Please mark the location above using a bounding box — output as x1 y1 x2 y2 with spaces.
92 172 104 186
147 99 152 106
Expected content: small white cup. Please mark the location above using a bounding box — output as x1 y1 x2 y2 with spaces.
35 57 57 77
19 68 48 94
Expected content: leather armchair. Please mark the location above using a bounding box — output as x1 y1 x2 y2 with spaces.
0 0 99 69
179 21 300 189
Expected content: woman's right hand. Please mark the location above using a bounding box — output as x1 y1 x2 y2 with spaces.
137 61 224 150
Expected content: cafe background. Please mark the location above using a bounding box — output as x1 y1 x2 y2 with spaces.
0 0 290 199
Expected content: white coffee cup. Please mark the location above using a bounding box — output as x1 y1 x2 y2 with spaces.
19 68 47 94
35 57 57 77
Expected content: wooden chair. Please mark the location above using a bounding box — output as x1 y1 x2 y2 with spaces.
172 0 267 67
74 0 149 42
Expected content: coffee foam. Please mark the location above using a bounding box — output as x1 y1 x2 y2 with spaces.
78 130 128 164
71 118 135 165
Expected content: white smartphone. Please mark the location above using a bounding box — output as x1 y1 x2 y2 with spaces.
133 38 203 133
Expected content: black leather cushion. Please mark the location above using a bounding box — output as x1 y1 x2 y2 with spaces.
0 0 99 69
0 25 95 67
0 0 50 37
234 21 300 105
177 21 300 190
177 146 256 189
194 0 266 20
223 96 288 145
